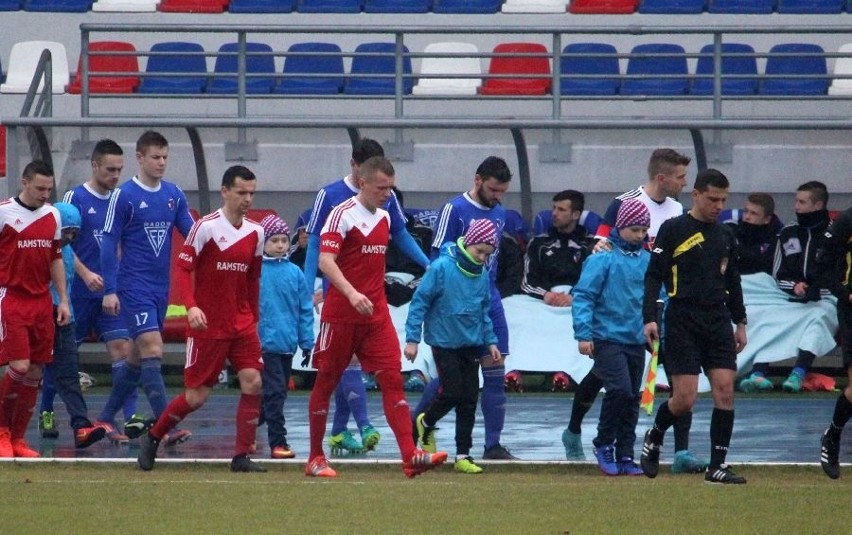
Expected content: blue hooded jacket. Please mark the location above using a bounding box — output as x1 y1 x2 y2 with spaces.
258 253 314 354
572 228 649 345
50 202 81 317
405 241 497 349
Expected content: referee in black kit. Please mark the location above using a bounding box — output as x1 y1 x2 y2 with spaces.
639 168 748 485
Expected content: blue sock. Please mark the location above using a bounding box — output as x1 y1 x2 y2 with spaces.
335 368 371 430
481 365 506 449
112 361 139 420
40 365 56 413
140 357 169 419
330 382 351 435
411 376 440 420
751 370 765 378
791 367 806 378
98 362 141 423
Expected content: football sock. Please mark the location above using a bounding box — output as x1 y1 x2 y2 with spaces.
829 393 852 437
235 393 261 456
375 370 416 461
652 400 676 440
792 350 816 375
140 357 169 419
709 407 734 468
40 365 56 413
149 393 193 440
112 360 139 420
411 377 440 422
568 372 602 434
673 411 693 452
330 383 351 436
481 365 506 449
308 368 343 459
11 375 40 439
344 369 372 430
98 362 141 423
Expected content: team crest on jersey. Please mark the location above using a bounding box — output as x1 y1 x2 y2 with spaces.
93 230 103 248
168 199 176 211
144 222 170 257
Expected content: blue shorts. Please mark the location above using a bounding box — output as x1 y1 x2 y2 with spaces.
73 296 130 344
118 290 168 340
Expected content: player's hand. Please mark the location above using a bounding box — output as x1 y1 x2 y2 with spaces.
83 271 104 292
734 323 747 353
348 292 374 316
312 289 324 309
592 238 612 254
300 348 312 368
404 342 418 362
793 281 808 297
578 341 594 357
644 322 659 347
187 306 208 330
56 301 71 326
544 291 573 307
484 345 503 364
102 293 120 316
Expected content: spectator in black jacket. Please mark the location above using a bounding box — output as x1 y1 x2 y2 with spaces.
729 193 778 276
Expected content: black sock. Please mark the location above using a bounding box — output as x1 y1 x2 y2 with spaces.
568 373 602 434
794 349 816 371
652 401 676 442
830 393 852 437
710 408 734 468
673 411 693 452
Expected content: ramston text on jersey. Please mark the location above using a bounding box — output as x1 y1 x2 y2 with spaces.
18 239 54 248
361 244 387 254
217 261 249 272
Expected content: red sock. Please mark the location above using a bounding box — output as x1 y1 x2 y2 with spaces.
307 370 344 460
10 376 39 440
375 371 416 462
0 369 26 429
150 393 193 440
235 393 261 456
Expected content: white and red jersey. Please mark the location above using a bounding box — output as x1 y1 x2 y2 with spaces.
175 208 263 339
320 197 390 324
0 198 62 296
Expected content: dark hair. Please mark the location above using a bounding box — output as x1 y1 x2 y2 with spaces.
92 139 123 162
475 156 512 183
358 156 395 181
694 168 729 191
23 160 54 180
552 189 585 213
136 130 169 154
747 192 775 217
352 138 384 165
222 165 256 188
797 180 829 207
648 148 691 179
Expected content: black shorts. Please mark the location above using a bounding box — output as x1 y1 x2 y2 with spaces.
661 299 737 376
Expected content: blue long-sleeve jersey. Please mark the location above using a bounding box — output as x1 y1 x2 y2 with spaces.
258 254 315 354
63 183 113 299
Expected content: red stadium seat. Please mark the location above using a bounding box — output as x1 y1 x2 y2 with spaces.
246 208 279 224
479 42 551 96
0 125 6 177
569 0 638 13
67 41 139 94
158 0 228 12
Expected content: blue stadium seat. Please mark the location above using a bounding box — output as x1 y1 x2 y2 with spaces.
0 0 21 10
297 0 362 11
364 0 430 12
432 0 502 13
621 43 689 96
761 43 828 95
719 208 784 232
137 42 208 94
560 42 620 95
344 42 414 95
207 42 276 94
274 42 344 95
708 0 775 13
638 0 705 12
777 0 844 13
229 0 296 12
691 43 758 95
533 209 602 235
23 0 91 11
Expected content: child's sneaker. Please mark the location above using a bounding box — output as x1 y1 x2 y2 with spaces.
504 370 524 392
328 429 364 455
593 444 619 476
403 449 448 478
618 457 644 476
739 373 774 393
39 411 59 439
74 425 107 449
271 443 296 459
360 425 381 451
415 413 437 453
672 450 709 474
782 373 803 393
454 456 483 474
561 428 585 460
305 455 337 478
705 464 747 484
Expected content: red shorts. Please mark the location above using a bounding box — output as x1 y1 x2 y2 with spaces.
313 319 400 375
183 332 263 389
0 290 55 365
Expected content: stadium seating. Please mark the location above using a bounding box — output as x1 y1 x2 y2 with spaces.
1 40 69 94
0 0 21 9
0 125 6 177
638 0 705 12
67 41 140 94
761 43 828 95
363 0 430 12
92 0 158 11
560 42 620 95
828 43 852 95
296 0 362 11
776 0 844 13
412 42 482 95
274 42 345 95
229 0 295 11
718 208 784 232
23 0 91 11
501 0 568 12
707 0 775 13
344 42 414 95
621 43 689 95
691 43 758 95
568 0 638 13
479 42 551 95
159 0 227 12
533 209 602 235
207 42 276 94
137 41 208 94
431 0 502 13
